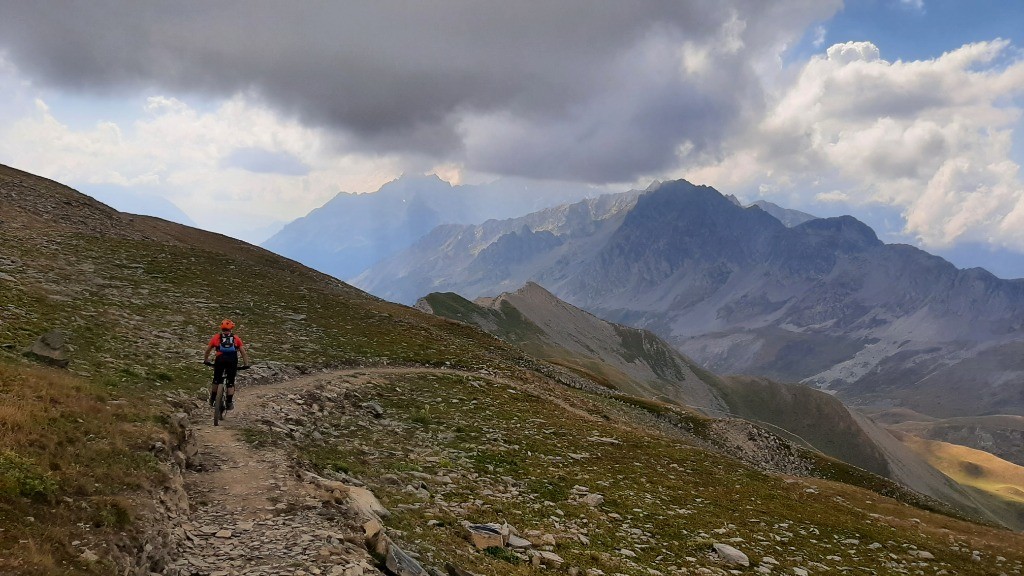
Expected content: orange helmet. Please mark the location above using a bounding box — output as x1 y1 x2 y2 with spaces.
220 319 235 330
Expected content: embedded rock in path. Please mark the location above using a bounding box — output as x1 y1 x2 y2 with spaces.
713 543 749 566
364 518 384 542
349 485 390 519
300 469 353 504
23 330 70 368
168 412 199 466
78 549 99 563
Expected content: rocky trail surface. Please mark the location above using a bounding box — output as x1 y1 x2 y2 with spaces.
167 369 426 576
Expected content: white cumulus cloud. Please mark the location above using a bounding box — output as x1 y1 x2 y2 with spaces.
0 86 402 242
688 39 1024 250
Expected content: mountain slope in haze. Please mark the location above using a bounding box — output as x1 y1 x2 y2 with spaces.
5 163 1024 572
354 189 643 304
416 282 1024 527
262 174 600 280
418 282 728 413
361 179 1024 418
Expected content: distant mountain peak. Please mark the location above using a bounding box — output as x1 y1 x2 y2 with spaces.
378 172 452 198
750 200 818 228
486 281 561 310
512 281 558 300
797 214 882 250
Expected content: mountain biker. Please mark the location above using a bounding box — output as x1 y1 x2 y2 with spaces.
203 319 250 410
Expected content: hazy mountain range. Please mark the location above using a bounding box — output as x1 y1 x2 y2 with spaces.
262 175 601 279
356 180 1024 419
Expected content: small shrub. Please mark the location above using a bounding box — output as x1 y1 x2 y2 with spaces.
92 497 132 528
0 450 58 502
483 546 522 565
411 409 434 426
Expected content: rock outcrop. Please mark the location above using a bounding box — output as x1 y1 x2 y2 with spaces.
22 330 70 368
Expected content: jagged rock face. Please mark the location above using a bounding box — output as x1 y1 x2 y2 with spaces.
360 179 1024 417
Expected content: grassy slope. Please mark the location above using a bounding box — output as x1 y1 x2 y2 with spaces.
3 164 1024 572
422 292 624 387
422 291 721 405
423 291 894 479
283 371 1024 575
714 375 891 477
887 414 1024 467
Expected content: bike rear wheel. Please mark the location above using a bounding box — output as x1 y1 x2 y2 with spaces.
213 383 226 426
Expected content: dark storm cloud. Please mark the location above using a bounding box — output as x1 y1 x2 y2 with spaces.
0 1 839 182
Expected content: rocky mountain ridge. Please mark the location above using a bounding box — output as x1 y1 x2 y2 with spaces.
359 179 1024 418
354 190 642 304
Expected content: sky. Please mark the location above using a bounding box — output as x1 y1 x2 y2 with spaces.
0 1 1022 275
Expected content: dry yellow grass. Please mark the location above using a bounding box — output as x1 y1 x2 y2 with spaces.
0 361 163 574
0 402 32 439
898 432 1024 504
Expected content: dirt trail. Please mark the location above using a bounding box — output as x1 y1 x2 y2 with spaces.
167 367 482 576
165 365 737 575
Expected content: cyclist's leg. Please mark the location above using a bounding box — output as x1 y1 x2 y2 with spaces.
225 360 238 408
211 360 225 405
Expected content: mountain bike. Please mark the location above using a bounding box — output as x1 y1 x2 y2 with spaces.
204 362 249 426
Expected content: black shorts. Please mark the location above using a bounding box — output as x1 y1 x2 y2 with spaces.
213 356 238 386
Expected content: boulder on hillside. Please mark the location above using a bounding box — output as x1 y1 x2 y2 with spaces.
463 523 505 549
23 330 70 368
713 543 749 566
